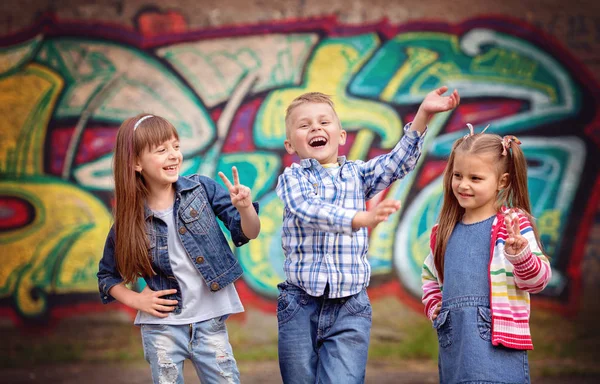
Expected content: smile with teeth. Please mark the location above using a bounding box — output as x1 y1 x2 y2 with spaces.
163 165 178 171
309 136 328 147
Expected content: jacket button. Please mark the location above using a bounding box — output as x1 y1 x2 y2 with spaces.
190 209 198 217
210 282 220 291
196 256 204 263
179 227 186 234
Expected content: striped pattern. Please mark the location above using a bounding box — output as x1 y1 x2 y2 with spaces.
421 208 552 350
277 124 424 298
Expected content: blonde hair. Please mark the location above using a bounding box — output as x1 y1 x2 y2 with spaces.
433 133 542 283
284 92 339 138
112 113 179 284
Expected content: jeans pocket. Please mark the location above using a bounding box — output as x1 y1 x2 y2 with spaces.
477 306 492 341
343 289 372 319
433 309 452 348
209 314 229 332
276 284 305 325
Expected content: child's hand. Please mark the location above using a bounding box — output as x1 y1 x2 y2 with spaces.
135 286 178 318
418 86 460 117
352 199 401 229
504 211 527 255
431 302 442 320
219 166 253 209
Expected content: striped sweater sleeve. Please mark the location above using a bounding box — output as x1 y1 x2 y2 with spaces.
421 225 442 321
502 210 552 294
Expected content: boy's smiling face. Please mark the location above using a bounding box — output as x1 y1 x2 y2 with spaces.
284 102 346 164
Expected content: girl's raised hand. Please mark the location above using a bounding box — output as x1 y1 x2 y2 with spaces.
504 210 527 255
419 86 460 115
218 166 253 209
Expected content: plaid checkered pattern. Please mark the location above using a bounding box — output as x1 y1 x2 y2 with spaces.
276 124 425 298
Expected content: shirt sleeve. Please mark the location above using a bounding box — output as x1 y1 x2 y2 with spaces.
97 226 125 304
276 168 358 235
502 210 552 294
421 227 442 321
359 123 426 200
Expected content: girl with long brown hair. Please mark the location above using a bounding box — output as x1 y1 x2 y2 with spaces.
421 124 551 383
97 114 260 383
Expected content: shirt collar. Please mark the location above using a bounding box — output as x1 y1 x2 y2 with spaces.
299 156 347 169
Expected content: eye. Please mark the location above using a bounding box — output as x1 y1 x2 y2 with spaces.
472 176 481 181
300 124 308 129
453 173 461 178
321 121 329 125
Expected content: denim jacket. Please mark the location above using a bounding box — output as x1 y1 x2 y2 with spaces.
97 174 259 314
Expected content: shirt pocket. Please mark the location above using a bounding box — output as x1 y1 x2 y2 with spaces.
433 309 453 348
180 199 209 235
477 306 492 341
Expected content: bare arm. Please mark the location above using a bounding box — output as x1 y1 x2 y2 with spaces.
108 283 178 318
410 86 460 135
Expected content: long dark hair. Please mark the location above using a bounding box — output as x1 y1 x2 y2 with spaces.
112 114 179 284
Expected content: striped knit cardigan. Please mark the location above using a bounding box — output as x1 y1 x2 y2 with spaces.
421 208 552 350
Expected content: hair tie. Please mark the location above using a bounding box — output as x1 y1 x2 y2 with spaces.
501 135 521 156
463 123 490 139
134 115 153 130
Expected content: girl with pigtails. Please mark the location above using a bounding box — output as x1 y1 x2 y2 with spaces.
421 124 551 384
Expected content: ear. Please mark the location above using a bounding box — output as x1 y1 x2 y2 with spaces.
134 158 143 173
339 128 347 146
498 172 509 190
284 139 296 155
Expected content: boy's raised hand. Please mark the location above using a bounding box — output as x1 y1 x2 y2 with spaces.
419 86 460 115
352 199 401 229
219 166 253 209
504 210 527 256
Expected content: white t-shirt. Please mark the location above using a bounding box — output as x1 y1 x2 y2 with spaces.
134 206 244 325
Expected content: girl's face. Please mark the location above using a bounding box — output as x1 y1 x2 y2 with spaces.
451 152 508 223
135 136 182 190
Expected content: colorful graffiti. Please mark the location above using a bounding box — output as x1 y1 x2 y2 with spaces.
1 13 598 324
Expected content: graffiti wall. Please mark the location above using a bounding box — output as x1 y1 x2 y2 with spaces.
1 8 599 325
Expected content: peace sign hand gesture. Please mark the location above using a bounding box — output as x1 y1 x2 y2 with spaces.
504 210 527 256
218 166 253 210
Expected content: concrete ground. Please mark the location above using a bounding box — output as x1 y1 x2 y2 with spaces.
3 360 600 383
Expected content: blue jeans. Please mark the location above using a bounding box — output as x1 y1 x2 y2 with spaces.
277 282 372 384
140 316 240 384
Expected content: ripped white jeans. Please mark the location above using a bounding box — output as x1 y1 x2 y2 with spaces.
140 315 240 384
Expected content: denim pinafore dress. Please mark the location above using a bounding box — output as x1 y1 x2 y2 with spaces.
434 215 530 384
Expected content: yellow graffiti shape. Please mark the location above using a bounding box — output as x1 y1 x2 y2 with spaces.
0 178 112 317
237 194 284 295
380 46 439 102
0 63 63 176
257 35 403 151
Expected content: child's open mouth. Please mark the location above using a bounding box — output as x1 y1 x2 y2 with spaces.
309 136 328 148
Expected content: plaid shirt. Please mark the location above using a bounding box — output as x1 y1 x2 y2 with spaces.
276 124 425 298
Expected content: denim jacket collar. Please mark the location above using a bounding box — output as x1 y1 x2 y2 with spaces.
143 176 200 219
